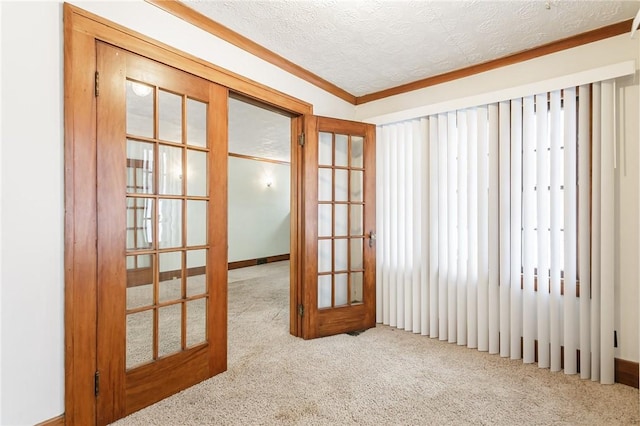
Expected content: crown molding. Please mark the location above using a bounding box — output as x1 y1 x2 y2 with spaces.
147 2 633 107
145 0 356 104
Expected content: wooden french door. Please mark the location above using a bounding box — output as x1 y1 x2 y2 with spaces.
296 116 376 339
95 42 228 424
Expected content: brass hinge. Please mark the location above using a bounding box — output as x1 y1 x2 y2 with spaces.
297 304 304 317
94 371 100 397
94 71 99 97
298 133 305 147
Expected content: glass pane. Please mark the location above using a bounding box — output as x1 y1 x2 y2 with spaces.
126 310 153 369
319 132 332 166
351 238 363 270
186 298 207 347
159 90 182 143
159 251 182 302
158 303 182 358
335 169 348 202
334 239 348 271
126 253 151 269
318 275 332 309
126 198 153 250
159 145 183 195
335 273 348 307
187 250 207 296
158 199 182 249
126 80 153 138
187 200 207 247
186 149 207 196
350 204 363 236
318 168 332 202
126 254 153 310
351 272 363 304
335 134 348 167
318 239 332 273
187 98 207 147
126 140 154 194
334 204 348 237
351 136 364 168
351 170 363 202
318 204 332 238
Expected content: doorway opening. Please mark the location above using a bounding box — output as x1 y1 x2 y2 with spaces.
227 94 295 334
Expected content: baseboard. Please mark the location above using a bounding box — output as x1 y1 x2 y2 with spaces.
127 266 207 287
126 255 290 285
228 254 290 270
35 414 65 426
615 358 639 388
520 338 638 388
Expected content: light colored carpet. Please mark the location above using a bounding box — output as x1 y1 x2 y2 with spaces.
114 261 639 425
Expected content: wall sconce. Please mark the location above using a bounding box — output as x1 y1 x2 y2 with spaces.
262 169 274 188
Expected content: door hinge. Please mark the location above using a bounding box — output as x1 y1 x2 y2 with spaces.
297 304 304 317
94 371 100 397
298 133 305 147
94 71 99 97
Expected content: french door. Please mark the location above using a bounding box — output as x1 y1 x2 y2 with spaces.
95 42 228 424
296 116 376 339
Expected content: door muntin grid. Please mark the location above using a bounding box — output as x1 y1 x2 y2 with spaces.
317 132 365 309
125 79 210 369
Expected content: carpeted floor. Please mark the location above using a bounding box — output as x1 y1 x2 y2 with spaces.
114 261 639 425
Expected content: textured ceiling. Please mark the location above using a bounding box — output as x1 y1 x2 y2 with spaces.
228 97 291 162
185 0 639 97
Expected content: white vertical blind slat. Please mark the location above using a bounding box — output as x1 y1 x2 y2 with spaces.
389 125 398 328
522 95 536 364
549 90 562 372
578 85 592 379
396 124 406 330
403 122 413 331
510 98 523 360
401 123 411 330
477 105 489 352
600 80 615 384
457 110 468 346
382 126 391 325
488 103 500 355
447 111 458 343
438 113 449 341
498 101 511 358
564 86 578 375
420 117 430 336
375 127 383 324
467 108 479 349
412 120 422 334
590 83 602 382
429 116 439 338
536 92 550 369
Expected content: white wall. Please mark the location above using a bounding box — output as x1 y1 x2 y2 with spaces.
0 1 354 424
0 3 4 422
357 35 640 364
1 2 65 425
228 157 290 262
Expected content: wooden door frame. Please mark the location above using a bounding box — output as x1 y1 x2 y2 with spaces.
64 4 311 424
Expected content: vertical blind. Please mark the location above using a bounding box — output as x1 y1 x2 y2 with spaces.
376 80 617 384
